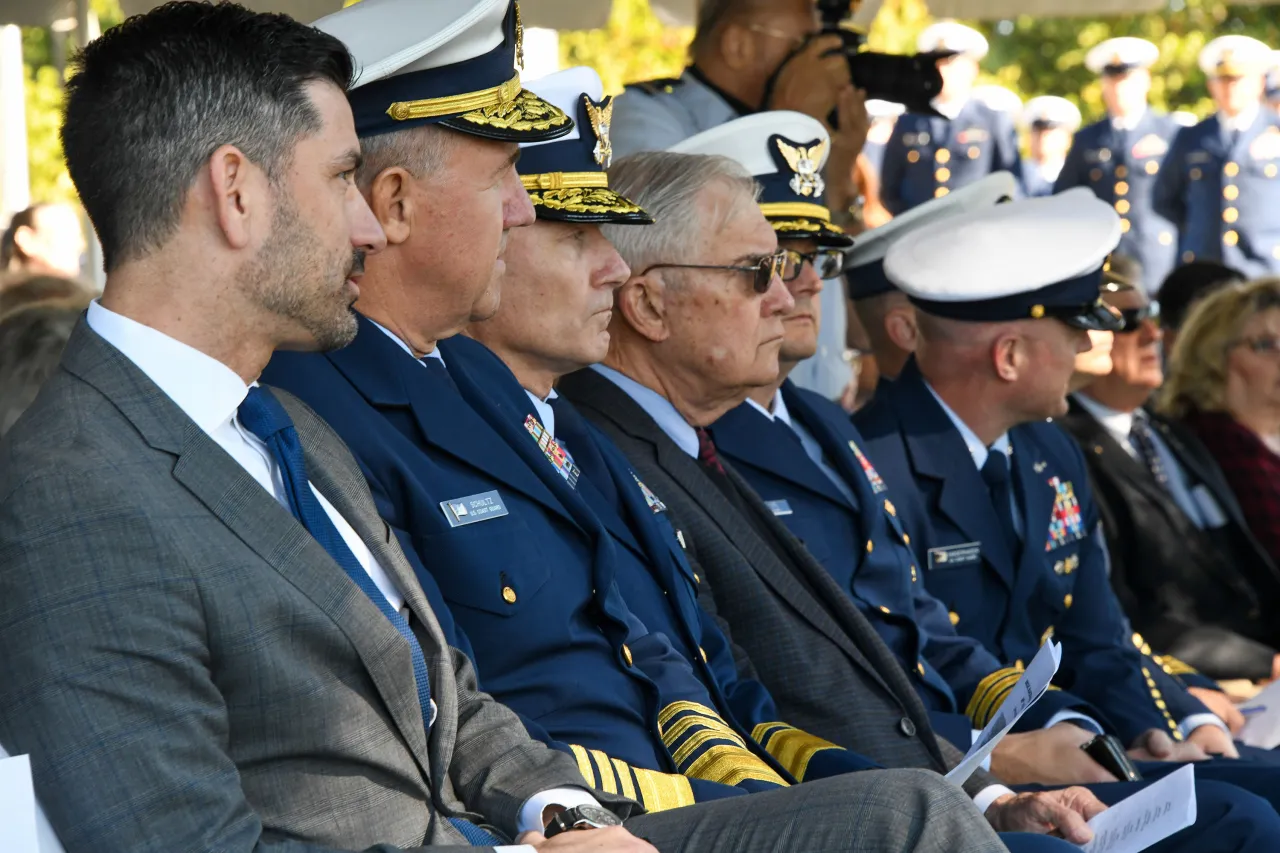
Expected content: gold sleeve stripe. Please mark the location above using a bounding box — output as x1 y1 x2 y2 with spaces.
657 700 724 729
686 744 789 787
750 723 841 781
632 766 697 812
569 744 596 788
611 758 638 802
588 748 618 795
1161 656 1199 676
966 668 1025 726
662 713 748 749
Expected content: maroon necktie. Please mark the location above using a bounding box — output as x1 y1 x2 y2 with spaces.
696 426 725 475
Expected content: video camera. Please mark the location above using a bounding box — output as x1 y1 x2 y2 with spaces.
814 0 947 118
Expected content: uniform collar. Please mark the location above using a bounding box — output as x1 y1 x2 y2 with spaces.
686 64 754 117
1219 104 1260 132
1110 108 1147 132
924 378 1010 470
1035 159 1065 184
367 317 447 368
931 97 966 121
744 389 794 427
85 300 249 437
1073 392 1135 446
525 387 559 437
590 363 700 458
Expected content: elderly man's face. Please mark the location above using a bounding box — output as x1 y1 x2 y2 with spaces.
475 218 630 376
778 237 825 365
664 182 795 396
398 135 535 330
1105 288 1163 392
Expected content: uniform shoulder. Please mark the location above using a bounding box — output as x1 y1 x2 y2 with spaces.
623 76 686 97
1015 419 1090 475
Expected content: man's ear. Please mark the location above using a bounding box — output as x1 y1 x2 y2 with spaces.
206 144 263 250
718 21 757 73
616 273 673 344
992 331 1023 383
884 304 919 355
368 167 416 246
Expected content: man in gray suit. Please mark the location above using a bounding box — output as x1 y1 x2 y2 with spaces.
0 4 1005 853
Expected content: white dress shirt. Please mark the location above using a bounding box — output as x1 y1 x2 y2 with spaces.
1033 159 1065 187
90 305 591 847
931 97 965 121
1219 104 1260 134
1110 109 1146 133
1072 394 1227 531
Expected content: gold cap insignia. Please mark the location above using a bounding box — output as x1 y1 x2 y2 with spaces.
776 138 828 198
514 1 525 71
586 95 615 168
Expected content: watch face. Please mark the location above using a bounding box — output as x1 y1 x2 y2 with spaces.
570 805 622 828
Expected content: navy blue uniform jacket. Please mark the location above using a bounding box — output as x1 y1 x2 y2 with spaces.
1054 112 1180 293
854 360 1213 747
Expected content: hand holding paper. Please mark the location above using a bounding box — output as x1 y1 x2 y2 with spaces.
946 640 1062 785
1082 765 1197 853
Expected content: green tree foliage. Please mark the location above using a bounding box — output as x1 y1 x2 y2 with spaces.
20 0 122 203
871 0 1280 123
559 0 693 95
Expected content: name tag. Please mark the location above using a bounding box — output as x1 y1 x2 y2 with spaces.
1187 150 1212 164
764 499 793 517
928 541 982 569
1191 484 1229 529
440 490 509 528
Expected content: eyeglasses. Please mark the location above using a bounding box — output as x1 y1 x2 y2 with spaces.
782 248 845 282
1113 303 1160 334
641 249 788 294
1238 335 1280 355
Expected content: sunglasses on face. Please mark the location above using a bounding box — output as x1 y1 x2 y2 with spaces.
1113 303 1160 334
641 249 788 294
781 248 845 282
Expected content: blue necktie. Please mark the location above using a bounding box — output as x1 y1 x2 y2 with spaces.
981 449 1022 562
237 386 498 846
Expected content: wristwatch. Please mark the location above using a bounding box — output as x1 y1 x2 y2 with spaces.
543 804 623 838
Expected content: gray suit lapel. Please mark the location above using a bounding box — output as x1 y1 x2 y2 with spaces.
61 323 435 780
280 390 458 782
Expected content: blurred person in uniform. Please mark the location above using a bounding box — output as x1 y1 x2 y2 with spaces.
1021 96 1081 198
1154 36 1280 278
1055 38 1179 294
611 0 872 405
864 98 906 176
881 22 1023 215
1060 268 1280 692
0 203 87 287
1266 51 1280 116
850 173 1018 386
1160 279 1280 571
1159 259 1245 354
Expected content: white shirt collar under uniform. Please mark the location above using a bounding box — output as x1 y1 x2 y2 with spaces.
744 390 794 427
1219 104 1260 133
591 363 700 458
1073 392 1136 451
924 379 1011 470
1110 108 1147 132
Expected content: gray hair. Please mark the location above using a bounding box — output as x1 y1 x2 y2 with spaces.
603 151 760 276
356 124 457 191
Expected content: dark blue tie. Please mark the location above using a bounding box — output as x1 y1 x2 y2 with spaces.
421 355 460 394
981 449 1021 562
237 386 498 846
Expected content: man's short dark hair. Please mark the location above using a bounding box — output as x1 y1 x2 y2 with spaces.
61 1 354 273
1159 260 1246 331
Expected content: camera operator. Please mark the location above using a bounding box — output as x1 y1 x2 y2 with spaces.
612 0 871 402
880 21 1025 214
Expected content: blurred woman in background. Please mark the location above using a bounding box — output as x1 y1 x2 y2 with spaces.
1161 278 1280 564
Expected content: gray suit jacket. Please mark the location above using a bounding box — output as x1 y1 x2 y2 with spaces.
0 322 632 852
557 369 997 797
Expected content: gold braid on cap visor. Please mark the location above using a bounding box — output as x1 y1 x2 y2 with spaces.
387 74 570 132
